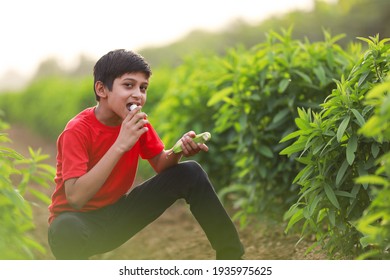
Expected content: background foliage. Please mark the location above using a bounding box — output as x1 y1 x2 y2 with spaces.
280 35 389 258
0 119 55 259
355 75 390 259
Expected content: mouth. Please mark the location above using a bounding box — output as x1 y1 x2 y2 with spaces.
127 103 139 111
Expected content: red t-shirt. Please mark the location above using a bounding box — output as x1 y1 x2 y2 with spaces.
48 107 164 223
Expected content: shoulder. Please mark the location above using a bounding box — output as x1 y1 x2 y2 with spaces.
58 108 96 144
65 107 95 131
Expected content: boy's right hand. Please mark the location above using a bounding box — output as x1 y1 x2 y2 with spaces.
114 106 149 153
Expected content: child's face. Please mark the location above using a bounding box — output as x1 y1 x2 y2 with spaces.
109 72 149 119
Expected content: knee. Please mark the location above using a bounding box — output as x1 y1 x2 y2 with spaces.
178 161 215 191
49 214 84 239
48 214 88 259
179 161 208 180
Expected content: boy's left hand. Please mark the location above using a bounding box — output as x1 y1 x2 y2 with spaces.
180 131 209 157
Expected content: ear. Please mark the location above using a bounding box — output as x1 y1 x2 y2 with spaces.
95 81 108 99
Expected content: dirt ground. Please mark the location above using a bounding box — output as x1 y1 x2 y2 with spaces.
6 125 327 260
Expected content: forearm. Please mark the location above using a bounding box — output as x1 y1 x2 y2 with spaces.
150 132 209 173
65 144 125 209
149 149 182 174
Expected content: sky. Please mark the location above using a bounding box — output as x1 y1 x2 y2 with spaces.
0 0 336 79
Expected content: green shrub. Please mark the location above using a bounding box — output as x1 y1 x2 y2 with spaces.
0 76 95 140
209 29 357 222
355 75 390 259
281 35 390 258
0 119 55 259
152 52 233 188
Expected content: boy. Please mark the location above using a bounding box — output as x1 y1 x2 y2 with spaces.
48 49 244 260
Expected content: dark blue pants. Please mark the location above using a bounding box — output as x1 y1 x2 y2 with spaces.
48 161 244 259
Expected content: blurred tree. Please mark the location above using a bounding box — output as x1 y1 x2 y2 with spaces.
33 57 64 80
337 0 390 39
33 54 95 80
4 0 390 94
139 0 390 67
69 54 95 78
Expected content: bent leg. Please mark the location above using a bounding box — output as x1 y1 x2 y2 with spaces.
177 161 244 259
48 207 119 259
48 212 91 259
111 161 244 259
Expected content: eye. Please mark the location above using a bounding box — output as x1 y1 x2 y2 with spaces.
140 85 148 92
125 83 133 88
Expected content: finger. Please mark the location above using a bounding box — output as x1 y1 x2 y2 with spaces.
136 119 149 129
185 131 196 138
131 112 148 125
183 135 198 151
136 125 149 135
198 143 209 152
122 114 148 134
182 138 203 157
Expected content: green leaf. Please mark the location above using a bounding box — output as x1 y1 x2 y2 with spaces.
308 195 322 217
351 109 365 127
357 71 370 87
314 66 326 85
324 184 340 209
334 190 356 199
272 108 290 124
359 236 373 248
28 189 51 205
357 36 374 45
285 208 304 233
258 145 274 158
355 175 389 187
278 78 291 93
279 140 306 156
293 165 313 184
207 87 233 106
280 130 302 143
293 70 312 84
346 134 358 165
336 159 349 186
295 118 311 130
0 147 24 160
337 116 350 142
328 209 336 226
366 81 390 99
371 143 380 158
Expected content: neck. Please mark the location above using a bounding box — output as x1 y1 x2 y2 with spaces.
94 104 122 127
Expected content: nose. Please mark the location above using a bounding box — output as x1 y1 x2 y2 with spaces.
131 88 142 99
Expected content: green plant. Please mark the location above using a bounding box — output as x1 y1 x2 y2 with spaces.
355 76 390 259
209 29 356 221
152 52 233 188
281 35 390 258
0 76 95 140
0 119 55 259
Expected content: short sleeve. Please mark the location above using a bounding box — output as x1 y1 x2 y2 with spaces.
59 129 90 181
139 123 165 159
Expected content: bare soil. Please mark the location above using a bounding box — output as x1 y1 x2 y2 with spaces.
6 124 327 260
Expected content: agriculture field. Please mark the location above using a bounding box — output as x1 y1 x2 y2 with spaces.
6 125 326 260
3 33 389 260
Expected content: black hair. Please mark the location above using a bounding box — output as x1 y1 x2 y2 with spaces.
93 49 152 100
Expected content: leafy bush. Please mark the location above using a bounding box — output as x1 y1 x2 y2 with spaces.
208 29 357 222
355 75 390 259
0 119 55 259
152 52 234 188
280 35 390 258
0 76 96 140
153 31 358 221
